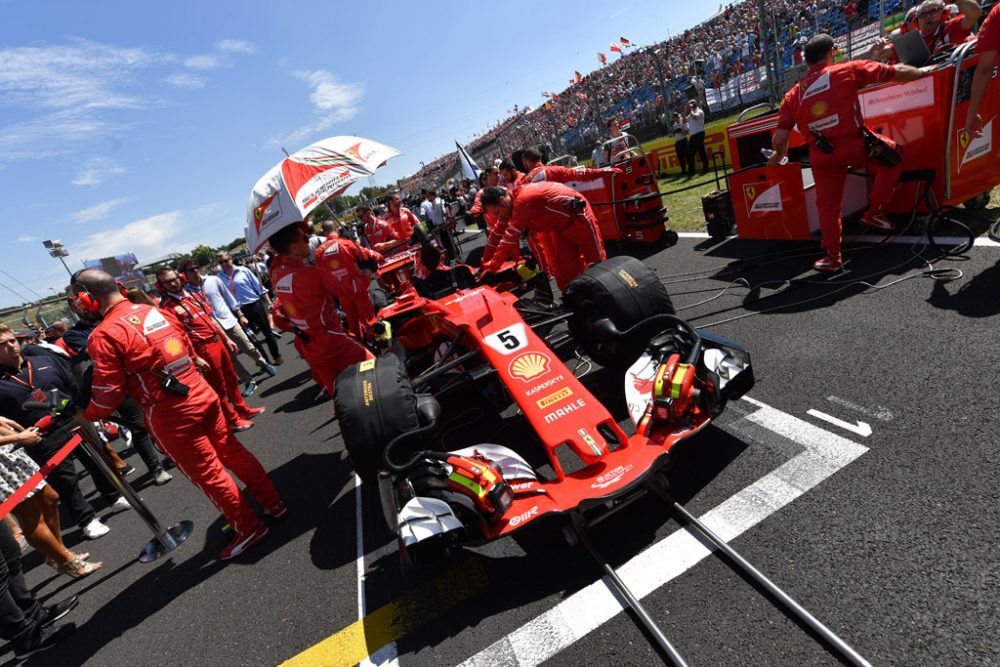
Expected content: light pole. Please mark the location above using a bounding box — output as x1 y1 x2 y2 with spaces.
42 240 73 278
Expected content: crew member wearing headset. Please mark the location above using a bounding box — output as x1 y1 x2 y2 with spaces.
73 269 283 561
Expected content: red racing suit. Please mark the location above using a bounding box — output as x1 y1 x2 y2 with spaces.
519 164 614 185
269 256 374 394
384 206 420 240
777 60 902 256
314 235 384 340
159 290 255 422
363 218 402 252
472 189 521 265
978 4 1000 53
84 300 279 536
482 181 606 290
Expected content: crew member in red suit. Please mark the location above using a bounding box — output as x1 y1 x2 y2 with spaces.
358 204 402 253
767 34 924 271
268 223 374 394
156 268 264 432
497 159 524 192
965 2 1000 137
469 166 523 267
478 183 606 291
518 145 622 185
314 222 384 341
870 0 980 60
384 192 421 240
73 269 282 561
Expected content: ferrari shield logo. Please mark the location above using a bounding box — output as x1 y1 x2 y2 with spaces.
744 184 756 202
127 315 141 325
959 130 970 149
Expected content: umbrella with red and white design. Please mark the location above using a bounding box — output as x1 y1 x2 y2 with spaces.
246 135 402 252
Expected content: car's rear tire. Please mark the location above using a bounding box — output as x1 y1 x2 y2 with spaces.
563 256 675 367
335 355 419 483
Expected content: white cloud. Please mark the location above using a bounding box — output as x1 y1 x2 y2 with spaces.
165 72 206 89
215 39 256 55
17 235 38 242
72 157 127 186
0 40 165 161
183 53 226 70
73 203 234 263
71 197 129 224
274 70 364 146
0 39 165 111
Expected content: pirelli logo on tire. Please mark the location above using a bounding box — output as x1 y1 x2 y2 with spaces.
536 387 573 410
617 269 638 288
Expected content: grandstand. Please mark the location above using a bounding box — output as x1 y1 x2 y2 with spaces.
401 0 928 194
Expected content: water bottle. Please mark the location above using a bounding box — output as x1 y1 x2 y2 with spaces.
761 148 788 165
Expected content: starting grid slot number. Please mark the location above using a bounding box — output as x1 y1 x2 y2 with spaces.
484 323 528 356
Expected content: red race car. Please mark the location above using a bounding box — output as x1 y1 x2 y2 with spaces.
335 246 754 569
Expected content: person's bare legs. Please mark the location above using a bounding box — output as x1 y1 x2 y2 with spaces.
12 492 72 565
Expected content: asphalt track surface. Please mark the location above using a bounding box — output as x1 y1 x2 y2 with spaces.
7 227 999 667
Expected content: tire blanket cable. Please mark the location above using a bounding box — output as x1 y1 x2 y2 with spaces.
654 184 972 328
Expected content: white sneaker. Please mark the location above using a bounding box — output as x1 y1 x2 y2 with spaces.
82 518 110 539
154 469 173 485
111 496 132 511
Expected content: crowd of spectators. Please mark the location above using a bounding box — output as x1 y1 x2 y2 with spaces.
401 0 924 195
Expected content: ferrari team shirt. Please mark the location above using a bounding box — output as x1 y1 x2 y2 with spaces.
978 4 1000 53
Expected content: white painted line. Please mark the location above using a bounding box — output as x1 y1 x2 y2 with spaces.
806 409 872 438
675 231 999 247
356 474 400 667
457 395 869 667
826 395 894 422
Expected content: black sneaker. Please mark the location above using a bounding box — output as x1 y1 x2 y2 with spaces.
41 595 79 627
14 622 75 658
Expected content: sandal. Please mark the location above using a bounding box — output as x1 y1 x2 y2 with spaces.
46 551 90 568
56 555 102 579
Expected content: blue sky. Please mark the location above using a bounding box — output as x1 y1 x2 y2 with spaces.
0 0 718 308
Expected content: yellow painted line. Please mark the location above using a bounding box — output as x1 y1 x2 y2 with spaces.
280 556 489 667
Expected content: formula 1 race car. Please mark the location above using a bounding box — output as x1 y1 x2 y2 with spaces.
335 250 754 568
